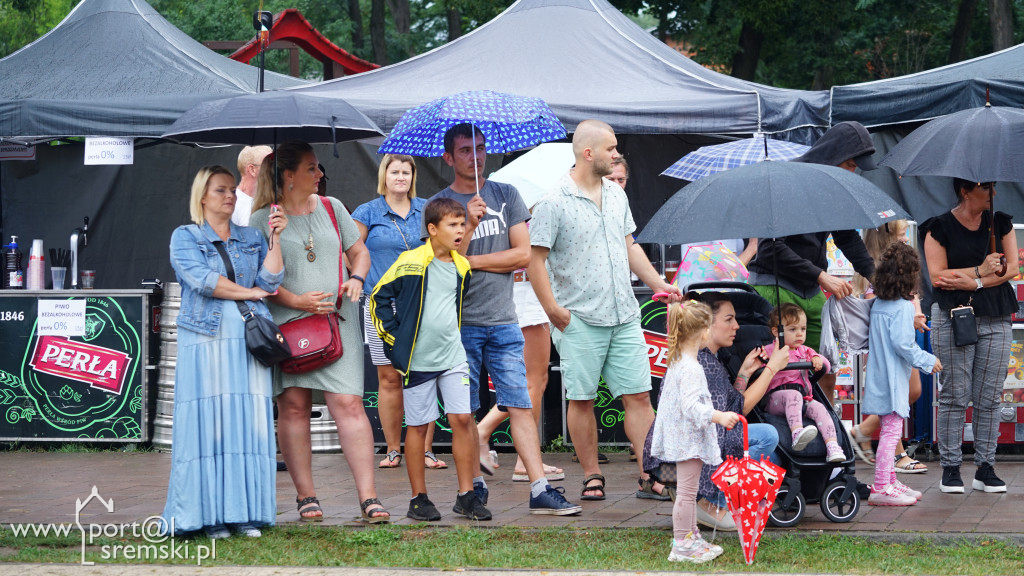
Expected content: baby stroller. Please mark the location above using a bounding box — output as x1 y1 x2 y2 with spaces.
689 281 862 527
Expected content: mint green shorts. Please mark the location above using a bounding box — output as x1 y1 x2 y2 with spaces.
551 314 652 401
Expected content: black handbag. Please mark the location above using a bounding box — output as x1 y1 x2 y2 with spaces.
213 240 291 367
950 304 979 347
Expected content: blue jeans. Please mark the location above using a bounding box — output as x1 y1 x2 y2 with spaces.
702 423 780 508
460 324 531 412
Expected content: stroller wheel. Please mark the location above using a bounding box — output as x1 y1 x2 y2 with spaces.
768 486 805 528
820 480 860 523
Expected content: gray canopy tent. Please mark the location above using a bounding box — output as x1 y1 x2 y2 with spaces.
288 0 830 231
293 0 829 140
0 0 307 287
0 0 304 142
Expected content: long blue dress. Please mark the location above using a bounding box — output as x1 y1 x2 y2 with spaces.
163 222 279 533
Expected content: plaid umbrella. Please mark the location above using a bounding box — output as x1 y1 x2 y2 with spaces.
377 90 566 157
662 134 809 181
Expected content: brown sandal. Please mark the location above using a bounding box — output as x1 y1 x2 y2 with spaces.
581 474 606 500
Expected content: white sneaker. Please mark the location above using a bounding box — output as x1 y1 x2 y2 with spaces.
230 523 262 538
869 484 917 506
792 426 818 451
825 441 845 463
892 480 922 500
203 524 230 539
667 533 723 564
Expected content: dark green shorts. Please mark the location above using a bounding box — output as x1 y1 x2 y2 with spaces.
752 285 826 351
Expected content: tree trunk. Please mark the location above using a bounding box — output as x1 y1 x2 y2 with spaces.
386 0 411 35
948 0 979 63
447 8 462 42
730 22 763 81
371 0 387 65
347 0 364 50
989 0 1014 51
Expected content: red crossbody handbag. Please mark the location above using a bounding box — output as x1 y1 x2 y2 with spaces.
279 197 344 374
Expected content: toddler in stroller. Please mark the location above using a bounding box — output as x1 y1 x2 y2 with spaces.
716 287 862 526
762 303 846 463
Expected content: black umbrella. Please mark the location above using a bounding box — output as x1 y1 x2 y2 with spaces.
636 161 909 334
161 91 384 148
162 90 384 229
636 161 909 245
878 104 1024 183
878 102 1024 275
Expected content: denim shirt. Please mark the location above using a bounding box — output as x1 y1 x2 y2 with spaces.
351 196 426 295
169 222 284 336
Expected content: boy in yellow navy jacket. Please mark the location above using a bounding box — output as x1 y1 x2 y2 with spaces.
370 197 490 521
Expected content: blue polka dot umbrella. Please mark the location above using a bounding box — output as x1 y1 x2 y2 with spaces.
377 90 567 157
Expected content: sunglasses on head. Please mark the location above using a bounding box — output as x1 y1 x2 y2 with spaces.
976 182 994 191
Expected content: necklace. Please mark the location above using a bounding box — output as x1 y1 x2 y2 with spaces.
285 197 317 262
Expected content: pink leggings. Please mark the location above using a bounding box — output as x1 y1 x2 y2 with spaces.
673 459 704 541
874 412 903 489
765 389 837 441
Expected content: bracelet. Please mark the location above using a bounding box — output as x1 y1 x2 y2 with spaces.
350 274 365 284
974 265 981 278
763 366 775 377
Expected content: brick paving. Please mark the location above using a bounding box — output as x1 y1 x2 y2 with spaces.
1 450 1021 536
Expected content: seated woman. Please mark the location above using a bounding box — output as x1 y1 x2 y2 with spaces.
644 291 789 531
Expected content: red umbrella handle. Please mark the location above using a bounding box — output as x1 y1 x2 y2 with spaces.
739 414 749 457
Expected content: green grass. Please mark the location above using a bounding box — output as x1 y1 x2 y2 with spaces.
2 525 1021 574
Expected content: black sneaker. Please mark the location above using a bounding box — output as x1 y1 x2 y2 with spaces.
972 463 1007 493
940 466 964 494
473 480 489 506
453 491 492 520
407 493 441 521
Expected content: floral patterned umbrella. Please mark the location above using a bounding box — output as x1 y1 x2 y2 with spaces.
711 415 786 565
671 242 748 290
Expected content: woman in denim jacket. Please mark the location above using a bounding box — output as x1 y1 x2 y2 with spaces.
163 165 287 539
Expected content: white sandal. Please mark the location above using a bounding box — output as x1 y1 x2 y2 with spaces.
894 451 927 474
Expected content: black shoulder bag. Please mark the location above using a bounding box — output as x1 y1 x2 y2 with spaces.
950 296 978 347
212 240 291 366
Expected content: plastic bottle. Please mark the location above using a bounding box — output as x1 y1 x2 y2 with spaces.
26 239 45 290
4 236 24 289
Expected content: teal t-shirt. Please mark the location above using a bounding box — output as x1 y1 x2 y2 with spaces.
408 258 466 372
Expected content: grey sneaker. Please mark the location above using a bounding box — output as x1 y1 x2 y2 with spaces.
529 485 582 515
453 491 492 521
407 493 441 521
972 463 1007 493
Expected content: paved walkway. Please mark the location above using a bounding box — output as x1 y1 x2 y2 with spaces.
1 451 1022 535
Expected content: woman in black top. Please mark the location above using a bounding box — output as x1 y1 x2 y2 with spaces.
922 179 1018 495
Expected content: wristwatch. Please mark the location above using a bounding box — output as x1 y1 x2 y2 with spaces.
975 277 984 290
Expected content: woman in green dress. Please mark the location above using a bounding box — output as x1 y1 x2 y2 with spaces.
251 141 389 523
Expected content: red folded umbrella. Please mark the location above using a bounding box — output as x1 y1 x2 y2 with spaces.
711 415 786 564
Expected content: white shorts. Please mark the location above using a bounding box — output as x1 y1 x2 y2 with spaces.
402 363 471 426
514 281 548 328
